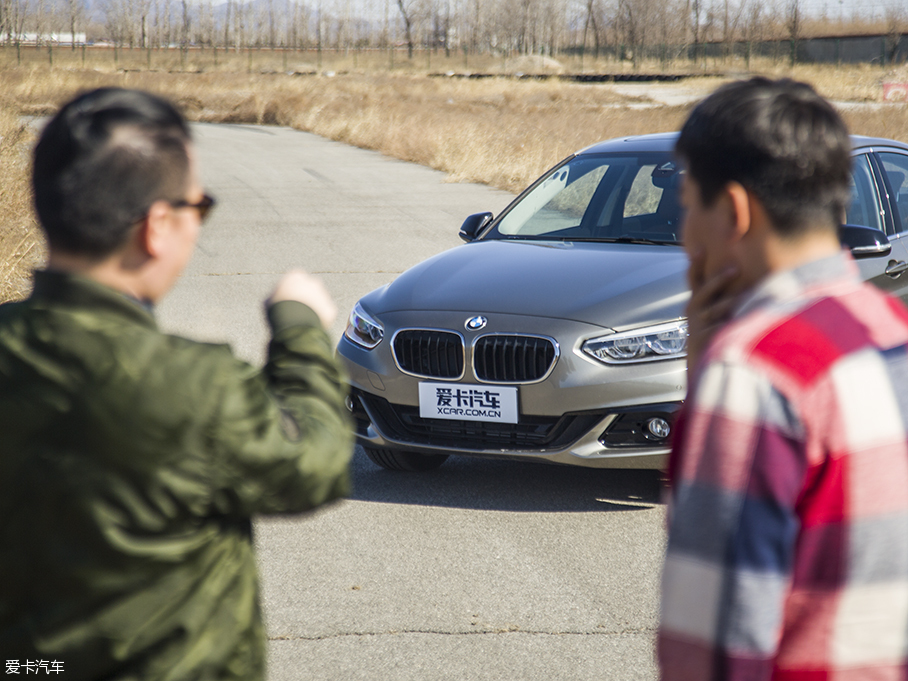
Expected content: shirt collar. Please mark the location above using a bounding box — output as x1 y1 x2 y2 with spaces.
732 250 860 320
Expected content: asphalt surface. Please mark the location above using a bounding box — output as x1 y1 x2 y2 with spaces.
157 123 667 681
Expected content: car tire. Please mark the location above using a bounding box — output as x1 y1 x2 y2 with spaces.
364 447 449 471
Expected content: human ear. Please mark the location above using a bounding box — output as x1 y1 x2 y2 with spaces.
138 200 174 258
724 182 753 240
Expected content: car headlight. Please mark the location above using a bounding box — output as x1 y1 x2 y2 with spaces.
344 302 384 349
582 320 688 364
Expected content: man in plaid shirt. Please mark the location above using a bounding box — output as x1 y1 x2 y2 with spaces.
659 77 908 679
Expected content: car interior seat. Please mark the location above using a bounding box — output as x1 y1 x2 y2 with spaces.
652 167 683 240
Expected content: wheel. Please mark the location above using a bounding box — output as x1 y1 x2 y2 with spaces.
364 447 449 471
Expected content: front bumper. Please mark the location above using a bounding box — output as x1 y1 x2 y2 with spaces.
338 311 686 470
347 388 679 470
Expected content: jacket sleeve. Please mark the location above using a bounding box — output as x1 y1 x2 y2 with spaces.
658 359 806 681
205 300 354 517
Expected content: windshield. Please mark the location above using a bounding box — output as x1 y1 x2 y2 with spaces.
487 153 683 244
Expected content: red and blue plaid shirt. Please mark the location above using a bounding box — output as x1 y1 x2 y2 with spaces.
659 252 908 681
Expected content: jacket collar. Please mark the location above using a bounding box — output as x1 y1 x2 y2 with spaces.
30 269 157 328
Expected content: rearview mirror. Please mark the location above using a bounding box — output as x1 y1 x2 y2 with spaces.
459 212 494 242
839 224 891 259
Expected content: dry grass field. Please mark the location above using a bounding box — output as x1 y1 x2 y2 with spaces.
1 54 907 301
0 109 44 302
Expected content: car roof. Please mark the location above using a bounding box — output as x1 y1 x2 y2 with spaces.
850 135 908 152
576 132 908 156
577 133 679 156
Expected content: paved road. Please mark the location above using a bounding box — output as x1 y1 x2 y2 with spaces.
158 123 667 681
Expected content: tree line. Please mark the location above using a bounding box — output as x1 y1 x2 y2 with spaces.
1 0 905 67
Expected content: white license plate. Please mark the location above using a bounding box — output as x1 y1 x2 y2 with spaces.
418 382 518 424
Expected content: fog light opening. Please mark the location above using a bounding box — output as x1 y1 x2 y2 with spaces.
598 404 681 448
647 417 671 439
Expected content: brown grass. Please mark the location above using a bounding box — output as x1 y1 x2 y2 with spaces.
2 59 908 302
0 67 678 189
0 108 43 302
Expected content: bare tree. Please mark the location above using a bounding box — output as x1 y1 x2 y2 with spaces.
740 0 763 67
655 0 685 64
223 0 232 48
253 0 269 47
104 0 128 46
688 0 702 63
464 0 485 54
151 0 167 49
719 0 746 63
200 0 215 47
12 0 30 60
722 0 733 61
136 0 151 48
787 0 800 65
291 0 310 47
884 0 906 65
314 0 323 60
581 0 602 61
160 0 176 48
32 0 46 46
442 0 450 56
616 0 659 68
396 0 417 58
180 0 189 53
0 0 12 42
465 0 481 53
519 0 536 54
66 0 84 47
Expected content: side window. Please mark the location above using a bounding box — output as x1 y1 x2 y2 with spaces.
846 155 884 232
879 152 908 235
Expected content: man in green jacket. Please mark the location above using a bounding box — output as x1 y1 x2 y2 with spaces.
0 88 354 679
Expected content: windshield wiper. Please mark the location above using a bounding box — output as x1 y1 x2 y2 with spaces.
595 236 680 246
488 235 680 245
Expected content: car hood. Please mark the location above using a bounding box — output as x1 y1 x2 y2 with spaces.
365 239 691 330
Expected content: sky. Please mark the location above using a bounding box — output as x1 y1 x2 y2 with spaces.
798 0 907 22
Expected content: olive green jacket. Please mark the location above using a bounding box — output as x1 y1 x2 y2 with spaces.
0 270 353 680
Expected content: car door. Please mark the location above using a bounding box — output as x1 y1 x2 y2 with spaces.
848 151 908 304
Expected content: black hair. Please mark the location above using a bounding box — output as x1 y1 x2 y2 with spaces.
33 87 192 257
676 77 852 237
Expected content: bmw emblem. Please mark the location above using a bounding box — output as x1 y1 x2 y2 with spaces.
465 315 488 331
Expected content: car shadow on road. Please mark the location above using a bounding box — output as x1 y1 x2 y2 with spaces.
349 447 665 513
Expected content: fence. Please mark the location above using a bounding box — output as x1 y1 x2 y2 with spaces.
1 33 906 74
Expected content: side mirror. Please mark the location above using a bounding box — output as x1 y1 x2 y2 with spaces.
459 212 493 242
839 224 892 259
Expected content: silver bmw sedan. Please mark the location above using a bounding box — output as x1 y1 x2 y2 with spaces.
337 132 908 471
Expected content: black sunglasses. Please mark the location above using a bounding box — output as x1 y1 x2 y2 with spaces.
171 193 217 222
